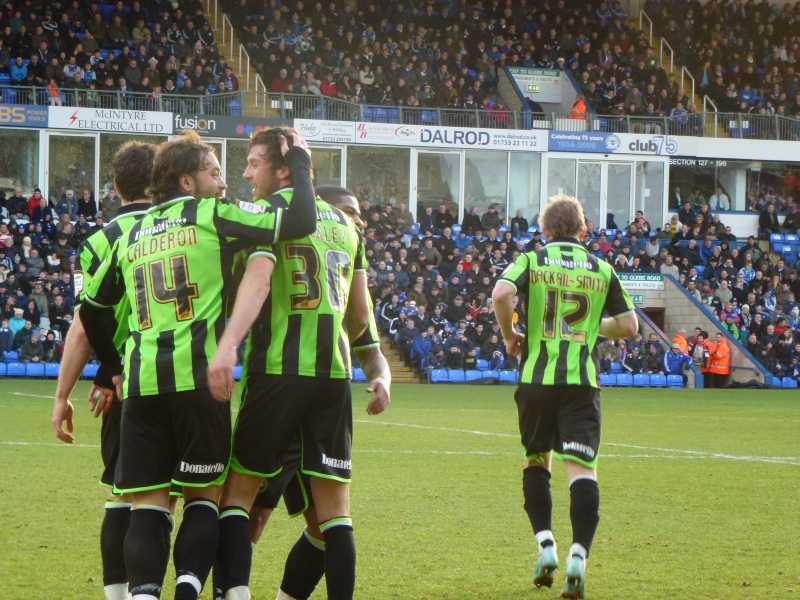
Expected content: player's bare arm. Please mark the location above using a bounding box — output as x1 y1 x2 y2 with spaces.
492 280 524 357
51 311 93 442
344 271 370 343
208 255 274 402
599 312 639 339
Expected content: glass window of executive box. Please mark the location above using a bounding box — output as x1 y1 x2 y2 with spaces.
99 134 167 195
347 146 410 206
465 150 508 223
508 152 542 230
668 157 800 212
0 129 38 196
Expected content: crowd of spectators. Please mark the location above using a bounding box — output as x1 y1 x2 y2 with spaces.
359 192 800 384
647 0 800 121
225 0 692 121
0 185 119 363
0 0 239 106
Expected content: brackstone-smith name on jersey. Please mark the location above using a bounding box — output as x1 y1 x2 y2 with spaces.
179 461 226 474
127 226 198 262
561 441 595 459
321 453 352 471
530 269 609 293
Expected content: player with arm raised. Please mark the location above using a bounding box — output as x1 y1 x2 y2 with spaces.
209 185 390 600
207 163 370 600
79 129 317 600
50 141 155 600
492 195 637 600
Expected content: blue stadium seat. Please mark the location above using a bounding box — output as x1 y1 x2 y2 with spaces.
694 265 705 276
227 99 242 116
781 377 798 389
0 73 10 83
599 373 616 386
666 374 684 388
616 373 633 386
769 376 783 388
232 365 243 381
82 363 99 379
610 362 622 373
499 370 517 384
5 350 19 361
770 233 784 243
45 362 60 378
633 373 649 387
6 362 25 377
650 374 667 388
482 370 500 381
383 107 401 122
26 363 45 377
420 110 438 125
476 359 489 371
448 369 466 383
430 368 448 383
785 234 798 243
465 369 483 383
0 363 6 376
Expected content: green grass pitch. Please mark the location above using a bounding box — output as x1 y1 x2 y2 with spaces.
1 380 798 599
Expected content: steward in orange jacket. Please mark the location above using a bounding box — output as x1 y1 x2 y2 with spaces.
706 333 731 387
569 95 587 119
671 330 689 355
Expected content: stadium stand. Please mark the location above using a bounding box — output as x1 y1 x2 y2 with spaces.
0 0 242 114
222 0 694 124
1 179 799 387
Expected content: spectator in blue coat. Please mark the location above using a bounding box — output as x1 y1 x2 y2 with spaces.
9 56 28 82
664 342 693 384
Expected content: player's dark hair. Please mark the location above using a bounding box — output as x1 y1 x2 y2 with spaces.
316 186 355 206
113 141 156 203
149 130 214 205
248 127 293 173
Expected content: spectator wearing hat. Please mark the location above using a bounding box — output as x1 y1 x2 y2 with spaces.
664 342 692 384
21 330 44 363
8 308 26 337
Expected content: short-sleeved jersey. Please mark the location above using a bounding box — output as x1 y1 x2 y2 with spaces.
500 238 634 388
245 195 366 380
85 195 287 398
75 202 150 353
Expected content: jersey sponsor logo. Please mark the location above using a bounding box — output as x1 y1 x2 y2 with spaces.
561 441 595 459
178 460 226 474
321 452 351 471
135 217 188 240
127 226 198 262
237 200 267 214
542 256 593 270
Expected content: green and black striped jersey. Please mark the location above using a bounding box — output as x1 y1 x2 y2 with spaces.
85 195 295 398
500 238 634 388
245 194 367 380
75 202 150 353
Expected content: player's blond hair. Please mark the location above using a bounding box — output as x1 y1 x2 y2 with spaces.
538 195 586 239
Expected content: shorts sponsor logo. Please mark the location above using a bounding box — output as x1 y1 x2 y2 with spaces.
179 461 225 474
561 441 595 459
321 452 351 471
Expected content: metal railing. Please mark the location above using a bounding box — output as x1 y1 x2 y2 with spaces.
5 83 800 140
639 9 654 46
680 66 696 107
0 85 244 116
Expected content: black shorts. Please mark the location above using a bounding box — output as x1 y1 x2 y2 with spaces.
115 390 231 494
252 440 312 517
515 384 601 469
231 373 353 483
100 399 122 489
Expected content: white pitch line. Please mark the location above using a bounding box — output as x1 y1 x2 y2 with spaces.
355 419 800 466
1 440 100 448
10 392 59 400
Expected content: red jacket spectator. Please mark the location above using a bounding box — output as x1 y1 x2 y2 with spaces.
270 69 291 93
27 189 45 220
321 76 338 97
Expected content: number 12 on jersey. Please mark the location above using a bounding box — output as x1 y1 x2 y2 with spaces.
542 288 590 343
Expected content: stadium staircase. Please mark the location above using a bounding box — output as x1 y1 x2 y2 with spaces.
662 274 771 386
203 0 263 117
380 338 424 384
